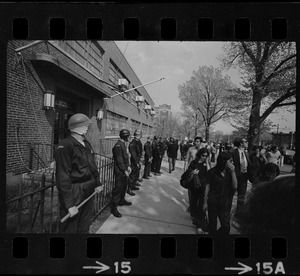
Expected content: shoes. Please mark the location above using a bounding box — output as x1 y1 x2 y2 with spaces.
119 200 132 206
148 174 152 177
135 182 141 186
111 207 122 218
127 189 136 196
143 176 150 179
169 170 171 173
131 186 139 191
172 168 175 171
137 178 143 182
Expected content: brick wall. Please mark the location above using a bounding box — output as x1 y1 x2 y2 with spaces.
7 40 155 177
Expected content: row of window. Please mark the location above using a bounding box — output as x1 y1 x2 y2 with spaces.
106 111 153 137
55 40 152 112
56 41 104 78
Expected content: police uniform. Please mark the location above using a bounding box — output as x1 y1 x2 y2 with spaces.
143 140 153 178
128 138 142 189
156 140 165 173
112 139 130 207
55 135 101 233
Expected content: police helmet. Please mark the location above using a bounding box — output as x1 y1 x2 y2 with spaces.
68 113 91 130
120 129 130 140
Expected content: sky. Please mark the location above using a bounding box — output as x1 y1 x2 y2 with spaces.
115 41 296 134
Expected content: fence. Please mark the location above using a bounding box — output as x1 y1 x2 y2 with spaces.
28 142 57 171
6 155 114 233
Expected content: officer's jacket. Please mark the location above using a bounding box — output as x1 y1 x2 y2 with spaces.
144 141 153 159
55 135 101 210
129 138 142 165
112 139 129 175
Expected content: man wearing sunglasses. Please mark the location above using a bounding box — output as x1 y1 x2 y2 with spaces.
231 137 252 214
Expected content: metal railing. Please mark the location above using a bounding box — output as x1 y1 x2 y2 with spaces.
6 154 114 233
6 171 59 233
28 142 57 171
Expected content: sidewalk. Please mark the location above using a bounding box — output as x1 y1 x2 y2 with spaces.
96 158 198 234
95 158 293 235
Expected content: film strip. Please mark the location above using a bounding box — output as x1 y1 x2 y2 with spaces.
1 2 299 274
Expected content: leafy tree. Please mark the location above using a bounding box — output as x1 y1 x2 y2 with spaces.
220 42 296 150
178 66 235 141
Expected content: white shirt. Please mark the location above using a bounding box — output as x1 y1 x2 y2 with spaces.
238 148 248 168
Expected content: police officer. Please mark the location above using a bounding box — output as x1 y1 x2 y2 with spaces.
156 137 165 175
111 129 132 218
55 113 103 233
128 129 143 195
143 136 153 179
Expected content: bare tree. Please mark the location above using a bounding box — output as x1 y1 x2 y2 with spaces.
178 66 235 141
220 42 296 149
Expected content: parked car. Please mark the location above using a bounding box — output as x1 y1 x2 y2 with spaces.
284 149 295 165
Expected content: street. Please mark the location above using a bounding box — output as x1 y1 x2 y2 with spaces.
95 156 293 234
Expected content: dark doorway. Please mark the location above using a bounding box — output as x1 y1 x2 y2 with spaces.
54 100 77 144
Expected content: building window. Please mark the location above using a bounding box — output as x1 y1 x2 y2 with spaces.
55 41 104 78
131 119 141 134
106 111 127 136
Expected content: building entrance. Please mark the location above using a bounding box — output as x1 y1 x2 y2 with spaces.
54 99 77 144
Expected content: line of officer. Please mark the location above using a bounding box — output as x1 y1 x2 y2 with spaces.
111 129 132 218
128 129 143 195
55 113 103 233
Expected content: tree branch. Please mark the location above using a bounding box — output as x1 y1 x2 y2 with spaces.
262 54 296 87
241 42 257 64
260 86 296 122
277 101 296 107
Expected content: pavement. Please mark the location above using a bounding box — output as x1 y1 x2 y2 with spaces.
96 157 294 235
96 157 198 234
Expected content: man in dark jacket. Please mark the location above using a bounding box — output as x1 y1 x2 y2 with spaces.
111 129 132 218
231 137 252 214
128 129 143 194
55 113 103 233
151 136 159 173
167 137 179 173
156 137 165 174
143 136 153 179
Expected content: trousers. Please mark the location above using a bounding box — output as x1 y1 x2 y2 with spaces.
207 195 232 235
143 157 151 177
128 164 139 187
168 157 176 172
112 172 128 206
59 197 93 233
236 173 248 214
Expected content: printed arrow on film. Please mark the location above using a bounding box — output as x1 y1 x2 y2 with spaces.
83 261 110 274
225 262 252 275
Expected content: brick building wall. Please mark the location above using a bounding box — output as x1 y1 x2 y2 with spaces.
7 40 155 177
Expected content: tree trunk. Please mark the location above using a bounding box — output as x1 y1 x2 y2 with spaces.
205 125 210 141
247 87 262 153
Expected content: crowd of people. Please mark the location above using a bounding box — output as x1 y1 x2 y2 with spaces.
180 136 295 235
54 113 295 235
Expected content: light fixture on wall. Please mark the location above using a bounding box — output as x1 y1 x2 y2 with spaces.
43 90 55 110
135 95 144 108
96 108 104 120
145 105 152 113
